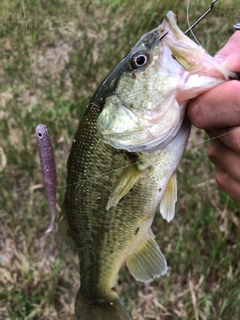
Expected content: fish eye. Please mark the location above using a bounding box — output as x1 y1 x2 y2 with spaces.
37 131 43 138
130 51 150 69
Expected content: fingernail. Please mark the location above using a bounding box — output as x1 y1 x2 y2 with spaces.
214 54 225 64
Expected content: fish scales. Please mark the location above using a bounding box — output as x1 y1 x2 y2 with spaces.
65 104 161 297
60 11 238 320
62 107 188 319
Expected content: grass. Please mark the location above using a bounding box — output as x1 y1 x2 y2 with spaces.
0 0 240 319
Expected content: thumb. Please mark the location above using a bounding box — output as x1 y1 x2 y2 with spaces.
214 31 240 72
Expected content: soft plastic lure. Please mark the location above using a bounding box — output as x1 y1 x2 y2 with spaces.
35 124 57 234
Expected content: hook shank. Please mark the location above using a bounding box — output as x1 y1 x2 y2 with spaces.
159 0 219 41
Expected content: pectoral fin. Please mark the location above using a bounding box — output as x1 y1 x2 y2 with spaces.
126 230 167 282
160 172 177 222
106 165 146 210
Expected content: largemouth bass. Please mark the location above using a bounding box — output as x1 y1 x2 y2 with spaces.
59 11 237 320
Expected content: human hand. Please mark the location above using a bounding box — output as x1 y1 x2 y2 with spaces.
188 31 240 202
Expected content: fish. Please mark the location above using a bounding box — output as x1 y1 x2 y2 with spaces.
59 11 238 320
35 124 57 234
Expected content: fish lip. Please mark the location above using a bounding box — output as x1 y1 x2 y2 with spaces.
157 11 177 42
157 30 169 42
156 21 170 42
157 11 184 44
157 21 170 42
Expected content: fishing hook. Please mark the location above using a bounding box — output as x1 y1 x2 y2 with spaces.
158 0 219 41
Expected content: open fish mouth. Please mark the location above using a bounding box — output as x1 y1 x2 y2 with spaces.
97 11 233 153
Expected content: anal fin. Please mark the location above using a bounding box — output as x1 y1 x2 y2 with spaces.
126 230 167 282
160 172 177 222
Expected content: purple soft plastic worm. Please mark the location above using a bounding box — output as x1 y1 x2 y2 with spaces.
35 124 57 233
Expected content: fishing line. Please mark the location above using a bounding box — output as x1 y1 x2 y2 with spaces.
159 0 219 41
22 0 58 233
56 127 240 189
190 126 240 146
186 0 201 46
184 0 219 36
21 0 237 191
56 162 138 189
21 0 77 193
21 0 40 123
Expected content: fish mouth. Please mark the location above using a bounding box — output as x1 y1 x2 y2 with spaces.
156 18 173 42
157 11 191 48
156 11 177 42
157 29 169 42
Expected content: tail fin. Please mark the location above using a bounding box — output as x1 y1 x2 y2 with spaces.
75 290 132 320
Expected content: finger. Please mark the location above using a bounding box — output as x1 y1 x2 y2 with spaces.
215 31 240 57
215 166 240 203
208 137 240 183
214 31 240 71
188 31 240 129
188 81 240 129
208 135 240 202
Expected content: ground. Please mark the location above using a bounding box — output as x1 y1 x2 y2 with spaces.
0 1 240 319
